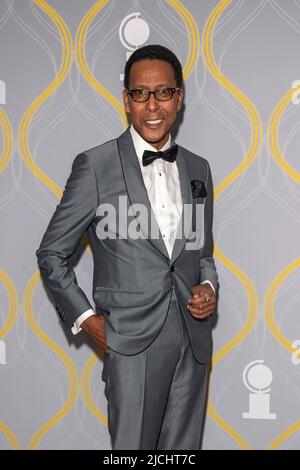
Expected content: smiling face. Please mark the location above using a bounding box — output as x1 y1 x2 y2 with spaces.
123 59 184 150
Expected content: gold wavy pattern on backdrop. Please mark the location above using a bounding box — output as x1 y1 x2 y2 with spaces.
80 350 107 427
166 0 201 81
264 84 300 450
18 0 72 199
0 101 19 449
203 0 263 203
75 0 127 128
0 269 19 346
0 269 20 449
0 108 13 173
19 0 79 449
267 86 300 184
264 258 300 449
24 272 79 449
202 0 262 449
0 421 20 450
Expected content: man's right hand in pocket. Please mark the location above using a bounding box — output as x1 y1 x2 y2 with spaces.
81 314 109 353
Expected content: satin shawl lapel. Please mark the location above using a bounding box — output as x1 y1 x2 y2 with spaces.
117 128 170 260
170 144 193 264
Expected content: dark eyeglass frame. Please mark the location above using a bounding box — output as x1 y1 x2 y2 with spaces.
127 87 181 102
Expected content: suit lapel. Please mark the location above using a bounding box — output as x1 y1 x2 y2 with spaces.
117 128 170 260
117 128 197 264
170 145 193 264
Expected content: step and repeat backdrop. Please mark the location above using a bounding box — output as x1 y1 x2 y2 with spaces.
0 0 300 450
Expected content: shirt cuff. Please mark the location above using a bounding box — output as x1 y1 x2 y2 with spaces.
201 280 215 294
71 309 95 335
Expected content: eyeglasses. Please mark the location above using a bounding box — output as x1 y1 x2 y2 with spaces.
127 87 180 102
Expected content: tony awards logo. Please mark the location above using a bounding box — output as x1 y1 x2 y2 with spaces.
291 339 300 365
0 80 6 104
119 13 150 81
242 360 276 420
292 80 300 104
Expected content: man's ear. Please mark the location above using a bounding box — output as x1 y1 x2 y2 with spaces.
176 88 184 112
123 89 130 114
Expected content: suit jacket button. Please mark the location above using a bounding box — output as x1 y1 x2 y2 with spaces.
170 265 174 272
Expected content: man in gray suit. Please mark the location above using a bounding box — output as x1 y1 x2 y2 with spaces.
36 44 218 450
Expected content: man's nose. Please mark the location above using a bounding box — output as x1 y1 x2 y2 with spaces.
146 93 159 112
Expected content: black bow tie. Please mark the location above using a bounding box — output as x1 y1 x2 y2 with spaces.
142 144 178 167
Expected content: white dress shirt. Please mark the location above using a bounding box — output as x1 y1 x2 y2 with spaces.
71 125 214 334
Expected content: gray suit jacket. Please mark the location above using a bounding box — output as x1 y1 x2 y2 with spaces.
36 127 218 363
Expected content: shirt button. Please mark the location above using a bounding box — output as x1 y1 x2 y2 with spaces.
159 172 162 176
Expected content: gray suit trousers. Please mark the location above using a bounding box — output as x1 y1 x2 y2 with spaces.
101 288 209 450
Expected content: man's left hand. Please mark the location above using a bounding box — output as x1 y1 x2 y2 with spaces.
187 284 216 319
